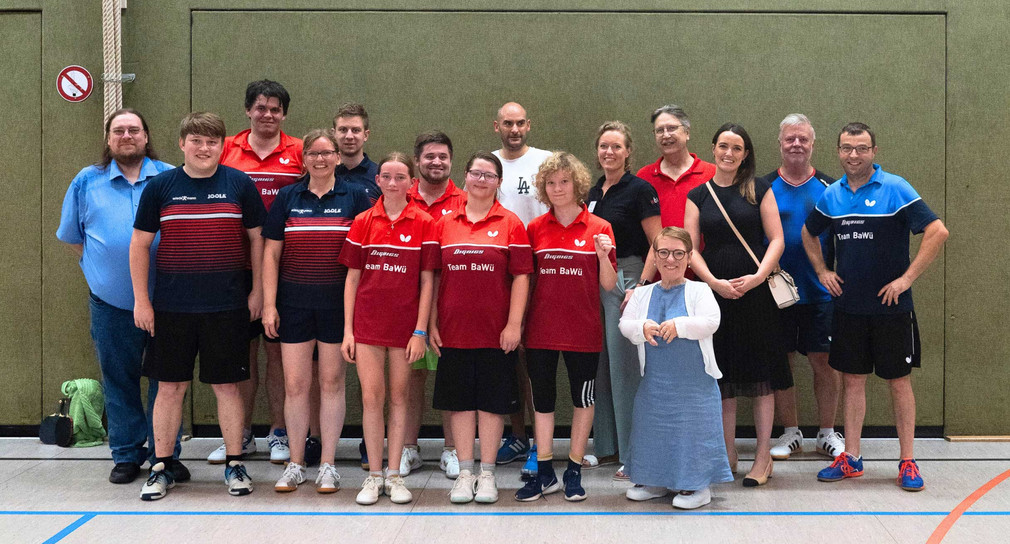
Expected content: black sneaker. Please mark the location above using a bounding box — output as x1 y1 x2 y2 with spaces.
563 463 586 502
514 471 560 501
167 459 191 482
110 462 141 484
304 436 322 467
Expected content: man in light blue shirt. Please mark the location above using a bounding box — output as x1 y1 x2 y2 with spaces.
57 108 183 485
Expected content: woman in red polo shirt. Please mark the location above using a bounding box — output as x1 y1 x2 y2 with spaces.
515 152 617 503
339 152 439 506
429 151 533 505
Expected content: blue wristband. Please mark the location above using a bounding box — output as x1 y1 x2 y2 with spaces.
412 330 428 337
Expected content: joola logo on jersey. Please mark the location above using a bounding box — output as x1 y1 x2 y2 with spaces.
171 196 196 201
399 234 412 243
279 158 290 165
323 208 342 214
573 239 586 247
517 177 531 195
207 193 227 199
487 230 499 237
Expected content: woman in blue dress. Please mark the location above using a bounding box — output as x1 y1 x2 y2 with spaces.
619 226 732 509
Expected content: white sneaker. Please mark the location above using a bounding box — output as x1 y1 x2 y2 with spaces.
450 470 476 503
266 430 290 464
386 475 413 504
315 463 340 494
770 429 804 460
207 432 257 464
274 462 305 492
356 475 383 505
816 431 846 458
140 462 175 501
474 472 498 503
673 487 712 510
400 445 423 476
440 449 460 479
626 484 669 501
225 460 253 496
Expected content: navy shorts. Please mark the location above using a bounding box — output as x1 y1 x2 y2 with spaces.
278 304 344 344
433 347 519 414
828 310 921 380
143 308 250 384
780 301 832 355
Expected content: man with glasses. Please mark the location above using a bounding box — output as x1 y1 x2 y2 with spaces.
334 102 381 203
759 114 845 463
217 80 304 466
57 108 184 485
491 102 553 476
802 122 948 492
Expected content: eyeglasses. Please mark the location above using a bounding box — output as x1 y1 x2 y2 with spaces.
654 248 688 261
110 127 143 137
654 125 683 136
466 170 500 182
838 145 873 155
305 150 338 159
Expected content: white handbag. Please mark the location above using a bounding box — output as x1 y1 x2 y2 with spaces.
704 182 800 309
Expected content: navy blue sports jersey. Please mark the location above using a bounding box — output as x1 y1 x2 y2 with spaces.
261 178 371 309
805 164 938 314
335 153 381 204
134 165 266 313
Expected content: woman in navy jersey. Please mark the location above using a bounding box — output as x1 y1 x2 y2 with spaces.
261 129 371 495
586 121 662 480
515 152 617 503
339 153 439 505
429 151 533 504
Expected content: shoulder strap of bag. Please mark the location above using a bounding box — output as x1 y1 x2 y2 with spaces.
704 181 762 268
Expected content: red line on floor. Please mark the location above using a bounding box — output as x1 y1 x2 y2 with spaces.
927 468 1010 543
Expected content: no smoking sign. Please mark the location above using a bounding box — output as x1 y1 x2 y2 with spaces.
57 65 93 103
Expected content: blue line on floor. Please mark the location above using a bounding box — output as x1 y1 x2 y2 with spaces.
41 514 95 544
5 510 1010 517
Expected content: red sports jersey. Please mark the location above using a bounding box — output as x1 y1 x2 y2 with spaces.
339 198 440 348
525 206 617 352
221 129 304 211
434 200 533 349
636 154 715 228
407 179 466 219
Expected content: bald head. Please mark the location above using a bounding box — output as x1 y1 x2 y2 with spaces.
497 102 527 120
494 102 532 157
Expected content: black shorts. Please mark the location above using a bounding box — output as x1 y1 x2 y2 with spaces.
828 310 921 380
143 308 251 384
526 349 599 412
278 304 343 344
780 301 832 355
432 347 519 414
248 319 281 343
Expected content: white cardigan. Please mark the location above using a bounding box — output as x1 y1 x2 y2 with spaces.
618 279 722 379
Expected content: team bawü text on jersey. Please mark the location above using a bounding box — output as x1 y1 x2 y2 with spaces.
261 179 371 309
525 206 617 352
339 198 440 347
221 130 304 211
133 165 266 313
434 201 533 349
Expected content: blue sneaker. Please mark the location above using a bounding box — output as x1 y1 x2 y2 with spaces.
496 434 530 464
521 445 538 479
224 460 253 496
898 459 925 491
514 470 560 501
358 440 369 470
817 452 864 482
563 462 586 502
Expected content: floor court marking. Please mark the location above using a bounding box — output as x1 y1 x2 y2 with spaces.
927 467 1010 543
6 510 1010 518
41 514 94 544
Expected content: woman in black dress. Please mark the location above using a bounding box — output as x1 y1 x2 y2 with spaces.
684 123 787 487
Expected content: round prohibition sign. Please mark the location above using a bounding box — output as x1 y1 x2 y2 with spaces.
57 65 93 102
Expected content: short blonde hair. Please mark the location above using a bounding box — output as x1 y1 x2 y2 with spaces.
594 121 633 171
302 128 338 152
533 151 592 207
653 226 693 253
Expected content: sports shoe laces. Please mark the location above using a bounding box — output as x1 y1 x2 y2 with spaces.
316 465 340 484
899 460 921 480
476 472 494 491
229 464 249 481
282 464 302 480
829 454 857 475
146 470 167 486
268 434 289 449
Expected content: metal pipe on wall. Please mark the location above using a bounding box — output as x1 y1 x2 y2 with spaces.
101 0 123 122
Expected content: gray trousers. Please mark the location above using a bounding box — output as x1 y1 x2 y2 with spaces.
592 256 644 463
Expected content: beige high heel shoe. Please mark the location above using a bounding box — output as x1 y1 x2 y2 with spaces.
743 458 773 487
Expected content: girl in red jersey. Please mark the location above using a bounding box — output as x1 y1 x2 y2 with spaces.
515 152 617 502
261 129 372 495
339 153 439 505
429 151 533 504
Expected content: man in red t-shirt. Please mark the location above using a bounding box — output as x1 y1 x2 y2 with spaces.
215 80 304 466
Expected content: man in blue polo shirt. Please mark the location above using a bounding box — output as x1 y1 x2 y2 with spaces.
333 102 380 203
57 108 185 485
802 122 948 491
761 114 845 462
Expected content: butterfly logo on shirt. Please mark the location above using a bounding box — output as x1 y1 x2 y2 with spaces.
400 234 412 243
279 158 291 165
441 209 452 215
487 230 499 238
574 239 586 247
865 199 877 207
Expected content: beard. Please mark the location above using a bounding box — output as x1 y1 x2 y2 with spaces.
111 146 146 167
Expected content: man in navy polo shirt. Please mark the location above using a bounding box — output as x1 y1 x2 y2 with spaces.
333 102 380 203
58 108 184 485
131 111 267 500
802 122 948 491
761 114 845 462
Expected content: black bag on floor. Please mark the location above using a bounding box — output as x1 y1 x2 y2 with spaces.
40 398 74 447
